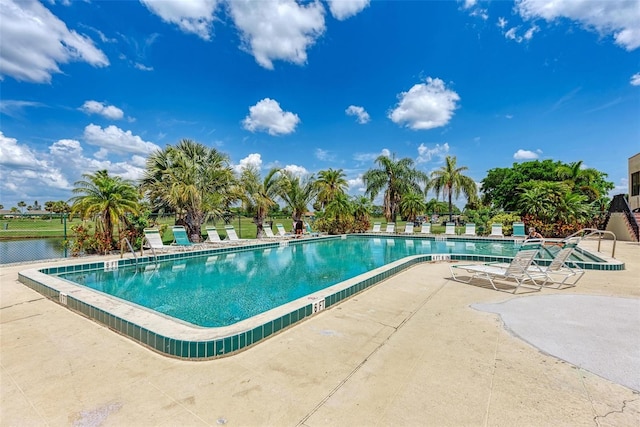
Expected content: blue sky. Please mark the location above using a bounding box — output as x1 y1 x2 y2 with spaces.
1 0 639 210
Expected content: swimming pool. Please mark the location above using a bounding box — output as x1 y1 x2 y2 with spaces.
19 235 622 359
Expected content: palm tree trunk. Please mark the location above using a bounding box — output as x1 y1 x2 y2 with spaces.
448 192 453 222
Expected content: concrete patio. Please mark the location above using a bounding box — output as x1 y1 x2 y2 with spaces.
1 239 638 426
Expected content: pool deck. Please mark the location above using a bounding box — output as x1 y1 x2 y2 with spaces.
1 239 639 426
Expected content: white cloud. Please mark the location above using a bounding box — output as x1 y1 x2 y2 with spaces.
345 105 370 124
353 148 390 163
134 63 154 71
463 0 477 8
315 148 335 161
326 0 369 20
497 17 508 29
513 149 540 160
516 0 640 50
234 153 263 173
347 174 364 192
83 124 160 156
282 164 309 177
504 25 538 43
416 143 450 164
0 0 108 83
0 132 151 207
242 98 300 136
388 77 460 130
227 0 325 69
140 0 220 40
0 100 44 118
631 72 640 86
80 100 125 120
0 132 47 169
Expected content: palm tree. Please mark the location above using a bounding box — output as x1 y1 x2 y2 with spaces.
140 139 236 242
69 170 140 251
399 192 426 222
428 156 477 221
278 171 318 222
314 168 348 209
557 160 602 202
239 166 285 238
362 154 429 222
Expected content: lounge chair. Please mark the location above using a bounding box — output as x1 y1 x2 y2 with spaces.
143 228 178 253
445 222 456 235
419 222 431 234
370 222 382 233
522 237 584 287
205 225 231 245
225 225 249 242
402 222 414 234
263 226 279 239
384 223 396 233
512 222 526 237
489 223 504 238
463 223 476 236
450 240 546 293
275 223 294 238
171 226 204 250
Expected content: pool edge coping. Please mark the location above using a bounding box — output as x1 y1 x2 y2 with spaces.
17 236 624 360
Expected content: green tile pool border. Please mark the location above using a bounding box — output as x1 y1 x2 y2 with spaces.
18 235 624 360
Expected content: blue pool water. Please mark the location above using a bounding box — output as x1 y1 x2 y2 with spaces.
57 237 519 327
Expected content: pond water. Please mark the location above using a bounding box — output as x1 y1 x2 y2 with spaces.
0 238 68 264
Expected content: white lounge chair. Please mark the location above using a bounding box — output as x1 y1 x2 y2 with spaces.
522 237 584 287
445 222 456 235
489 223 504 238
264 226 281 239
275 223 294 238
225 225 249 242
450 241 545 293
205 225 227 245
402 222 414 234
143 228 178 253
171 225 203 250
370 222 382 233
384 223 395 233
419 222 431 234
463 223 476 236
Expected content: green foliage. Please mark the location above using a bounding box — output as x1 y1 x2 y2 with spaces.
464 207 494 232
481 159 613 211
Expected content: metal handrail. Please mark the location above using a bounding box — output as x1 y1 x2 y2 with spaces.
120 237 139 268
565 228 617 258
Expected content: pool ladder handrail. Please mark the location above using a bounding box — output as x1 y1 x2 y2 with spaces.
120 237 139 269
564 228 617 259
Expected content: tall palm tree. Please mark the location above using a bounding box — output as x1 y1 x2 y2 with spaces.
278 171 318 221
70 170 140 251
314 168 348 209
362 153 429 222
239 166 285 238
428 156 477 221
140 139 236 242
